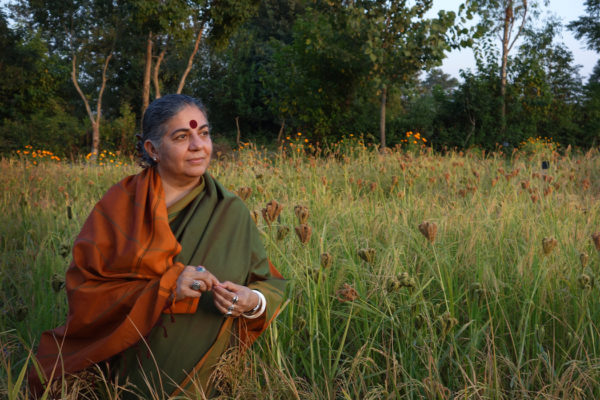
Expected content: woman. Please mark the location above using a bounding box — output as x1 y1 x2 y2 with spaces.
30 94 286 398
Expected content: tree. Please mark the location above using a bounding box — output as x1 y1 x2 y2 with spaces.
568 0 600 52
13 0 123 158
359 0 462 149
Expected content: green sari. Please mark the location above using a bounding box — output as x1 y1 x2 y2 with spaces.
116 174 286 398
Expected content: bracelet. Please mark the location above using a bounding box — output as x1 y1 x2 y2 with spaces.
243 290 266 319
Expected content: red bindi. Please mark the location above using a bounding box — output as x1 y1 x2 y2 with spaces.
189 119 198 129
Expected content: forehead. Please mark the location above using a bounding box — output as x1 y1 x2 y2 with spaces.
167 106 207 127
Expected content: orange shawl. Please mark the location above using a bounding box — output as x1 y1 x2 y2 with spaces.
30 167 184 393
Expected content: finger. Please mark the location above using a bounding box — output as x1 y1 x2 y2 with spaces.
192 272 220 291
217 281 241 292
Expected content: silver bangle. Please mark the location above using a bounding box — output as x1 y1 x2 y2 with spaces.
243 290 266 319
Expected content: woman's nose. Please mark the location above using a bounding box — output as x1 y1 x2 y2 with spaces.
189 133 206 150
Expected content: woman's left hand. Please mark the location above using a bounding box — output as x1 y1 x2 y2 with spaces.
213 281 259 318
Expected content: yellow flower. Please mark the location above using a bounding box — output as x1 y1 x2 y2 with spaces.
297 132 302 136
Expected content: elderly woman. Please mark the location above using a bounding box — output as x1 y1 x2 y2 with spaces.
30 94 286 398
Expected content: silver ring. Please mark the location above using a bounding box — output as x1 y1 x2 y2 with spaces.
191 280 202 291
196 266 206 272
227 304 235 312
232 295 239 305
225 311 232 317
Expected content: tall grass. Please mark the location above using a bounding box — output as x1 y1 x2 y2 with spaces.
1 143 599 399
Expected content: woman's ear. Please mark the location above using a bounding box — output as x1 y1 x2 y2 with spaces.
144 140 158 161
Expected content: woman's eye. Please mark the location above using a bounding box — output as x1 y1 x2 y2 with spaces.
176 134 187 140
201 130 210 137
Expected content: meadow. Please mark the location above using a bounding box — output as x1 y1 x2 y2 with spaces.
1 137 600 399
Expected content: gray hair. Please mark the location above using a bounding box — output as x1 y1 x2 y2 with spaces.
137 94 208 167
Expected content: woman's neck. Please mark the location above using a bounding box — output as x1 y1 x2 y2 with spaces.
160 174 201 208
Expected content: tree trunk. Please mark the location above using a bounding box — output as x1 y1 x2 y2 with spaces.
277 119 285 145
177 27 203 94
71 53 112 160
153 46 166 99
235 116 241 147
500 1 512 135
379 85 387 150
142 32 153 117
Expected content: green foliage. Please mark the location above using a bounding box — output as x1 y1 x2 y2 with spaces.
567 0 600 52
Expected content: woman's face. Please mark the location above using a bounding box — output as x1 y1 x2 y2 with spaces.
146 105 212 186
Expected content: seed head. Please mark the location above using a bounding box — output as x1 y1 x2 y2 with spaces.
592 232 600 251
320 252 333 269
294 224 312 244
276 226 290 241
580 252 589 268
542 237 558 254
358 248 376 264
418 221 437 243
294 205 310 224
262 200 283 226
236 186 252 200
51 273 65 292
336 283 359 302
578 273 594 290
250 210 260 225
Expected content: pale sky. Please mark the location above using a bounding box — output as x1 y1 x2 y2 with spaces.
429 0 598 81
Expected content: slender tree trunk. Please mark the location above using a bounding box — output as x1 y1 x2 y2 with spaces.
277 119 285 145
379 85 387 150
71 53 112 160
500 1 512 135
235 116 241 147
142 32 153 117
177 27 203 94
153 46 166 99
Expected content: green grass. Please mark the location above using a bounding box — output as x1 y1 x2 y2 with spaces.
1 144 600 399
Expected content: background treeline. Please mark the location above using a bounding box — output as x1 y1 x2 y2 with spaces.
1 0 599 157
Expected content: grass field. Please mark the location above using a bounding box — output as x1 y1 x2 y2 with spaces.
1 140 600 399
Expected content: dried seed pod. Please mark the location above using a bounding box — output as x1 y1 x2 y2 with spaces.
369 182 377 192
51 273 65 292
530 194 539 203
391 175 399 187
294 205 310 224
250 210 260 225
276 226 290 241
320 252 333 269
59 243 70 258
397 272 416 288
336 283 359 302
294 224 312 244
592 232 600 251
580 252 589 268
542 237 558 254
418 221 437 243
439 311 458 336
262 200 283 226
236 186 252 200
521 180 530 190
387 279 401 292
358 248 376 264
578 273 594 290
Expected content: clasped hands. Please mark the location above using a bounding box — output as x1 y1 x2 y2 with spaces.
175 265 258 317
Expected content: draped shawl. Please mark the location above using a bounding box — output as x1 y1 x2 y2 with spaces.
30 167 285 396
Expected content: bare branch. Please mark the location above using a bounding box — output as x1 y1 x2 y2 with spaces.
177 27 203 94
71 54 95 126
96 53 113 123
153 47 166 99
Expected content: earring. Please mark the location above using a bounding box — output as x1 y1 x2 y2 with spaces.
153 157 157 162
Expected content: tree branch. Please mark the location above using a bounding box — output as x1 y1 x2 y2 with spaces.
177 26 203 94
153 46 166 99
71 54 95 126
96 53 113 124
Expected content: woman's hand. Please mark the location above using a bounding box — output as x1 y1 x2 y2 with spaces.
213 281 259 318
175 266 219 301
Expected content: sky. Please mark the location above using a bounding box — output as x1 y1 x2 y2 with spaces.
428 0 598 81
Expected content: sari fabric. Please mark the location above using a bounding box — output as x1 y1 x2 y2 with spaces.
30 167 286 397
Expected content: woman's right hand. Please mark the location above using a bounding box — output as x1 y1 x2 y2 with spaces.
175 266 220 301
